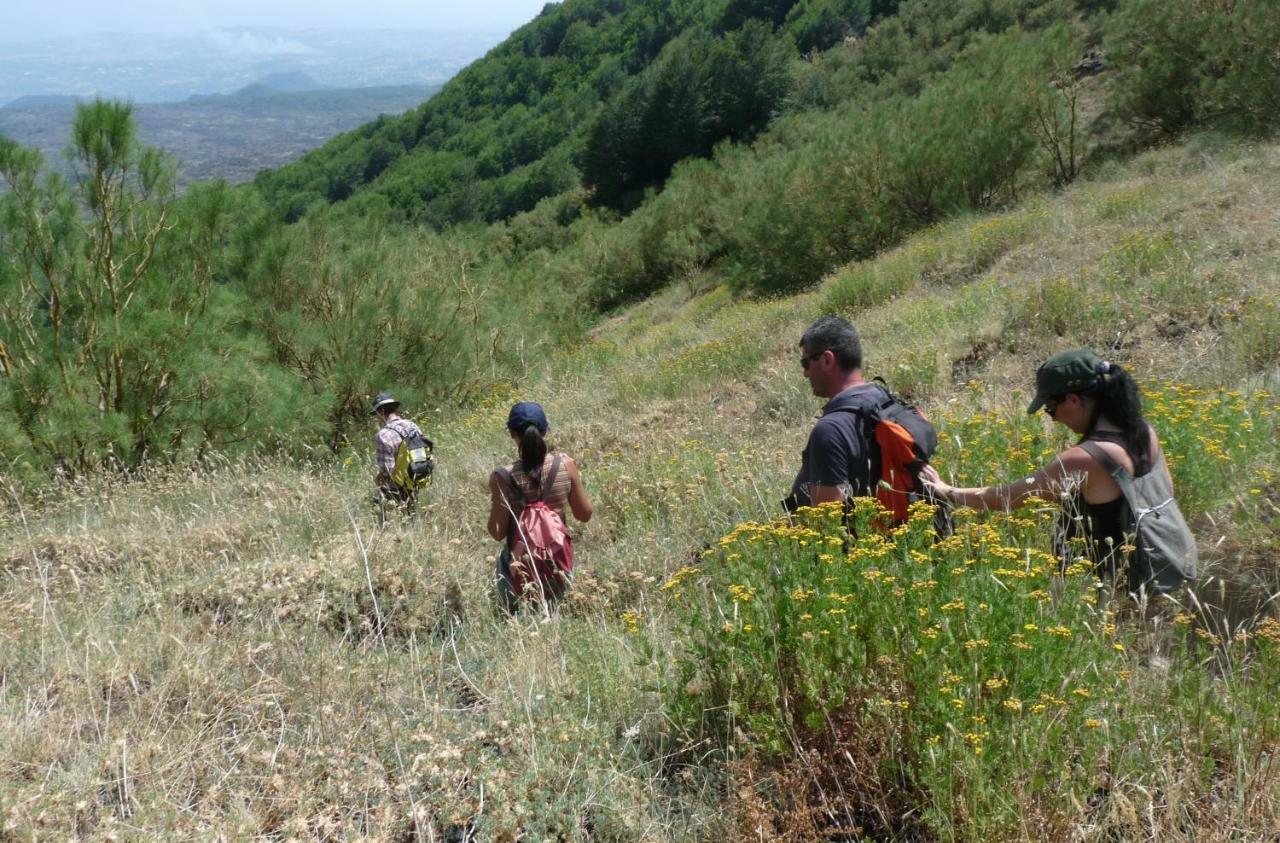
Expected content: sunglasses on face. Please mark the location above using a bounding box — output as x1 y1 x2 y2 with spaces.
1043 395 1067 417
801 350 828 370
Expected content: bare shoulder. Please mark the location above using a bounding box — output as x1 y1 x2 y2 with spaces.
1050 445 1097 471
1065 440 1134 473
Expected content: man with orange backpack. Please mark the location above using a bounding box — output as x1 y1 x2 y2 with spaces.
786 316 942 527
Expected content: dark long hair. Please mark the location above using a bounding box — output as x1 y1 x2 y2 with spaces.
519 424 548 482
1083 363 1148 457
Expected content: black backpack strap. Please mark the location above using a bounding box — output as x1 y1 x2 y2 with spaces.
1078 440 1123 477
382 421 410 442
495 466 525 508
823 384 896 422
540 455 563 504
385 420 432 448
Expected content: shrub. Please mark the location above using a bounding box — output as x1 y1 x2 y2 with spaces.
1227 296 1280 375
824 237 941 313
1106 0 1280 138
581 22 793 208
666 499 1130 832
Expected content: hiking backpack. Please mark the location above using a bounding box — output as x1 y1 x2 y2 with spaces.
828 380 947 527
385 422 435 493
1078 441 1196 595
498 455 574 602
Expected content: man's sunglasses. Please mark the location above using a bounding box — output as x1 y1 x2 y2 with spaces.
801 350 829 370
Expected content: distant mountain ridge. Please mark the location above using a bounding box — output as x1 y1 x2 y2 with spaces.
232 72 324 97
2 94 81 109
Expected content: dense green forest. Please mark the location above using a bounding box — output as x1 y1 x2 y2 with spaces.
1 0 1278 481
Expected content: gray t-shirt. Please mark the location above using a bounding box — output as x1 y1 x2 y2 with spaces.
789 383 883 507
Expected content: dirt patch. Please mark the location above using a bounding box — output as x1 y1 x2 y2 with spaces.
728 706 934 841
950 339 995 385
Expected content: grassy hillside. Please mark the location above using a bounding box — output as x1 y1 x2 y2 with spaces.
3 135 1277 838
6 0 1275 476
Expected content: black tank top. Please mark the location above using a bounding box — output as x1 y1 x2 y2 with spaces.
1057 429 1153 578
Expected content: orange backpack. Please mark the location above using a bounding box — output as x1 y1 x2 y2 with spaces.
828 381 942 524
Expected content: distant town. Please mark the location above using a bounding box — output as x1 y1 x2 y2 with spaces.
0 27 502 183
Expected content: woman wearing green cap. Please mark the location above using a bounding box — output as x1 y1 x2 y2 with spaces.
922 349 1193 595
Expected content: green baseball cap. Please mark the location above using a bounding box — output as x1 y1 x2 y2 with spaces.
1026 349 1109 414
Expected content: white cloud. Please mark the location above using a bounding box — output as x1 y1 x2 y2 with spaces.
205 30 313 56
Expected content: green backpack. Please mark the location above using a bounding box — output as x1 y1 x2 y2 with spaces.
1079 441 1196 595
386 423 435 492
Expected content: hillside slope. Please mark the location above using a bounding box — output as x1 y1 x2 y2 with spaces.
8 0 1272 475
250 0 1078 226
2 135 1277 838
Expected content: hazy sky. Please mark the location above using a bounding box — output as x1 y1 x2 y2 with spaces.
4 0 554 42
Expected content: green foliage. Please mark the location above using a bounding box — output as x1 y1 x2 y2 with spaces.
664 382 1280 836
580 156 734 308
784 0 873 54
717 27 1064 295
6 0 1277 478
0 102 589 477
237 213 485 446
1105 0 1280 138
581 21 793 208
253 0 717 227
0 102 314 474
668 498 1130 826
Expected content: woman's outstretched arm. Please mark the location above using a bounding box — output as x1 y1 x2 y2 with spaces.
921 447 1094 511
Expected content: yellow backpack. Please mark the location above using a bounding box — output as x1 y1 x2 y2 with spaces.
385 423 435 492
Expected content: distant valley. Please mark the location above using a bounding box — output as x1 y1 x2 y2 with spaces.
0 26 499 184
0 78 438 185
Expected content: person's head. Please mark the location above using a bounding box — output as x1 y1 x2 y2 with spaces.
799 315 864 398
1027 349 1147 450
370 391 401 421
507 402 550 478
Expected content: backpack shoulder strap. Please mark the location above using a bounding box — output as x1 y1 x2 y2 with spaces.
382 421 409 442
823 389 889 423
1078 440 1127 479
540 455 563 504
495 466 525 508
384 420 433 451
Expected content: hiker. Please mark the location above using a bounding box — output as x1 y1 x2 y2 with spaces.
789 316 880 508
921 349 1195 596
372 391 434 509
487 402 593 613
787 315 938 523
